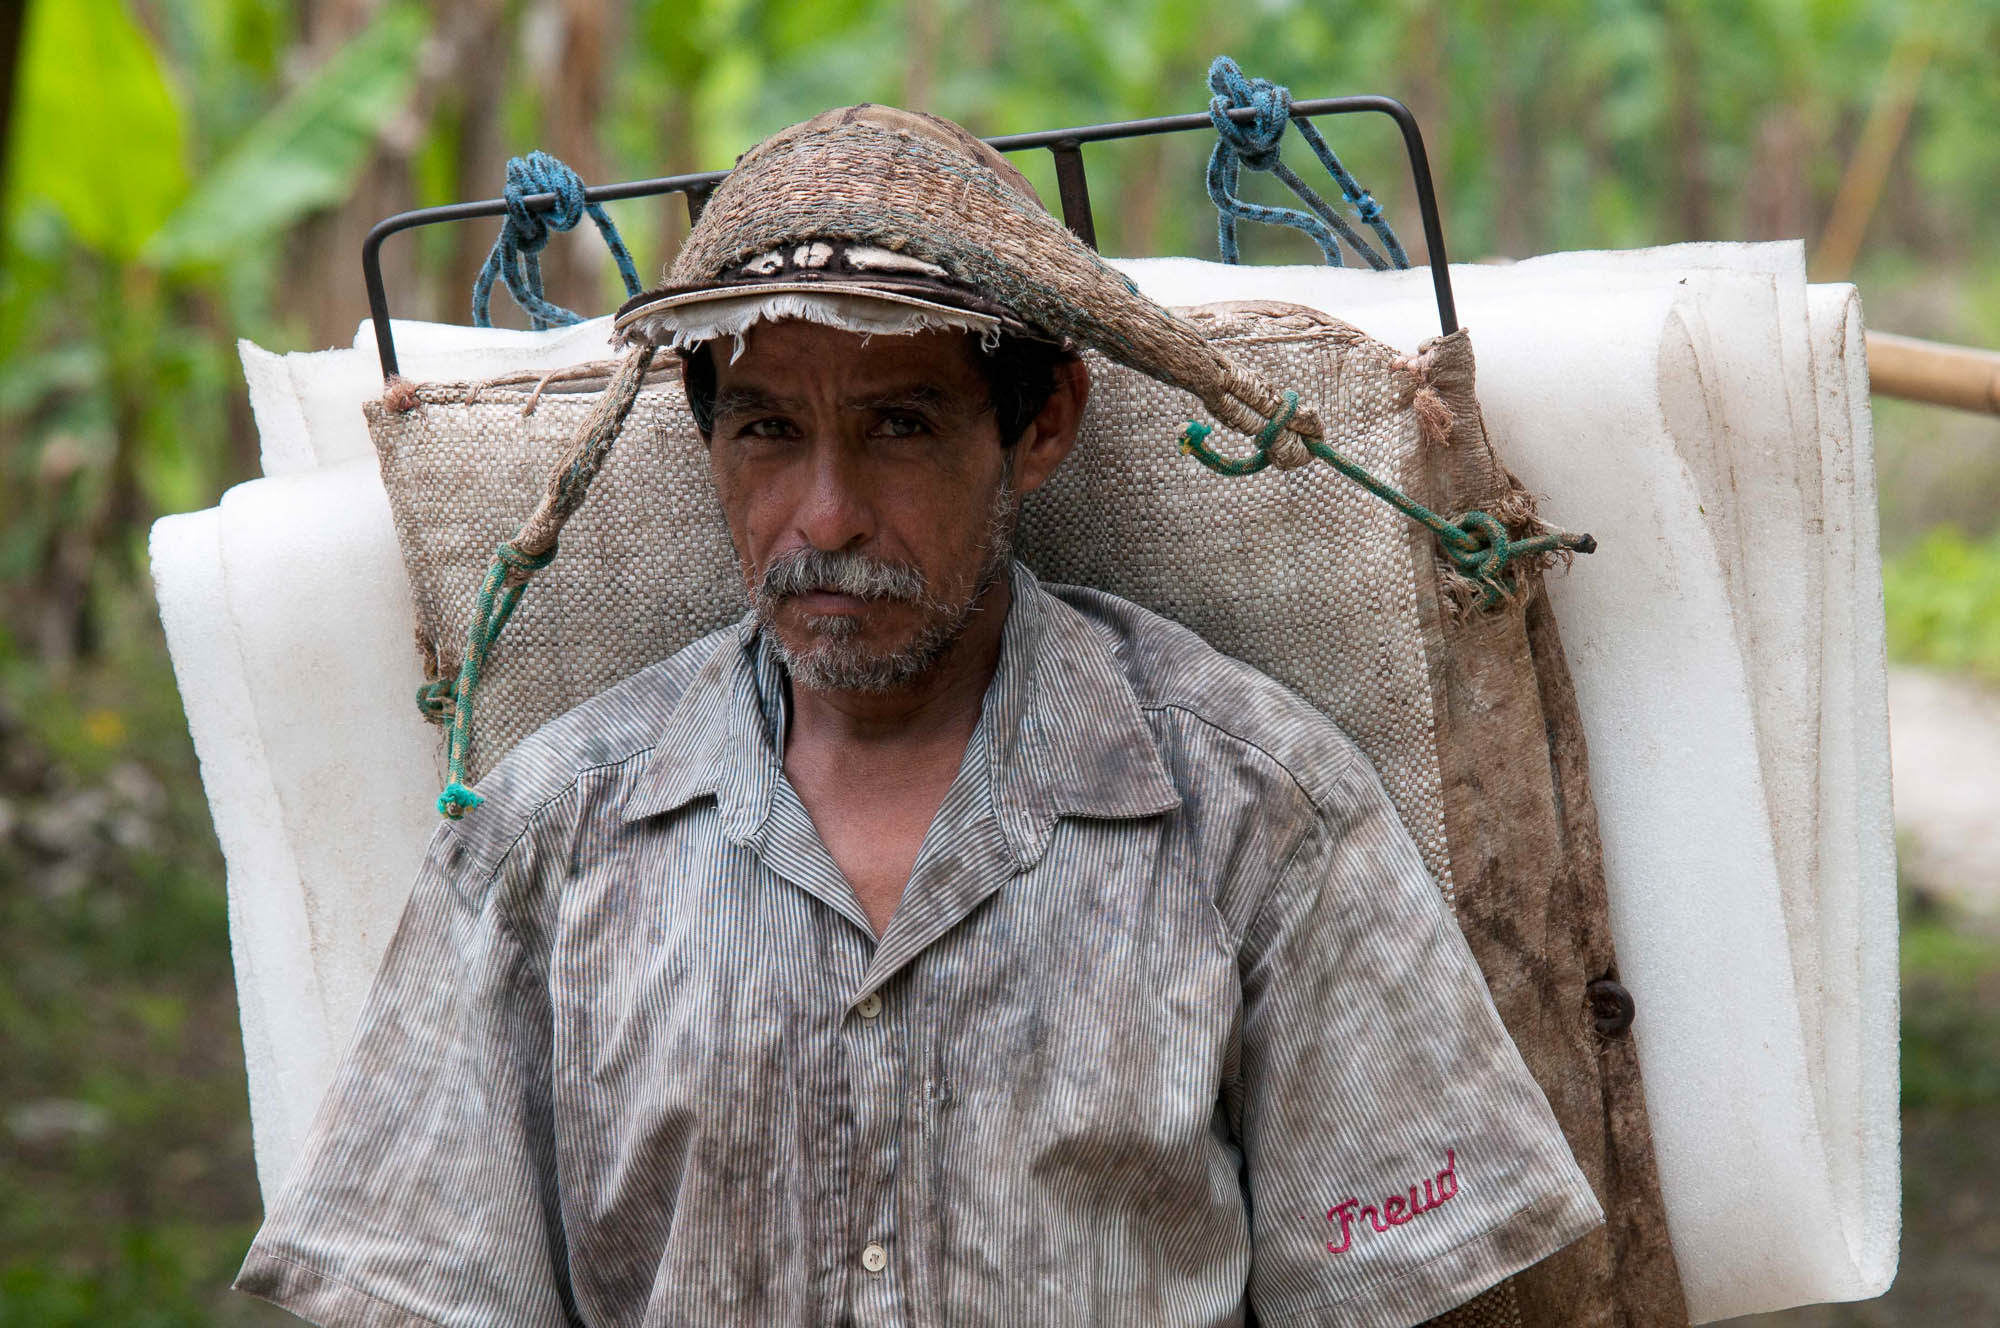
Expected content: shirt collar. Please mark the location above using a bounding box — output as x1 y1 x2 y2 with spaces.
620 562 1180 855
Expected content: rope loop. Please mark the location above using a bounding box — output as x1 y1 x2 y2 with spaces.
423 346 657 819
472 150 644 331
1204 55 1411 271
1254 390 1301 449
496 539 558 583
1179 390 1306 476
1179 400 1594 612
1179 419 1270 476
1208 60 1291 172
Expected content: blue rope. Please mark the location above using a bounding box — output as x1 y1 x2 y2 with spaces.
472 150 643 331
1205 57 1411 271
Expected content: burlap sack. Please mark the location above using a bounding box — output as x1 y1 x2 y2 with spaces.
365 303 1685 1325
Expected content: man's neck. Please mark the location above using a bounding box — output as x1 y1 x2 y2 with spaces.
780 571 1017 936
785 571 1015 754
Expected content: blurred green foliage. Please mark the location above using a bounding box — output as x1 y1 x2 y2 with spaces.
1900 893 2000 1109
1 0 1997 1322
1884 527 2000 681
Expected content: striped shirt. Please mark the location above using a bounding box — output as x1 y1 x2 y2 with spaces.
236 563 1600 1327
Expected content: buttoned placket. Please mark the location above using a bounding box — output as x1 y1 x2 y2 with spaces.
719 573 1151 1326
842 973 907 1325
750 770 919 1327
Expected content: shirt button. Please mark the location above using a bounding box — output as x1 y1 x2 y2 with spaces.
861 1242 888 1273
855 992 883 1019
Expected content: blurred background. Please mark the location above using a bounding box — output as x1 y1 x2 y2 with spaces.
1 1 1995 1323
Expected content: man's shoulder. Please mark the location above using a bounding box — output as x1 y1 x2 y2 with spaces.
1041 581 1364 811
445 621 742 860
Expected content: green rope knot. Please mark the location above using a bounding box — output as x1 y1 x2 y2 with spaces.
1442 510 1515 609
437 781 483 819
1175 392 1595 612
496 541 557 581
1255 390 1300 450
1439 508 1597 609
1178 391 1302 477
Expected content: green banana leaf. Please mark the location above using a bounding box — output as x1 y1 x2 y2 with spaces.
143 3 429 272
7 0 192 261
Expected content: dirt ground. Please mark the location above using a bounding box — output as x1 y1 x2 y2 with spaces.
1884 669 2000 912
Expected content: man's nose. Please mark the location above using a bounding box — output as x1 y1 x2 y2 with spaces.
794 438 875 552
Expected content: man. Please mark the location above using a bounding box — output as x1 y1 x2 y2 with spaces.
237 107 1601 1326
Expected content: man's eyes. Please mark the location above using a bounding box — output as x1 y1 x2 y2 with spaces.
722 411 940 443
872 411 933 439
731 417 798 440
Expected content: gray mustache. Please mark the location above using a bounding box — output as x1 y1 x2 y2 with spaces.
757 548 930 604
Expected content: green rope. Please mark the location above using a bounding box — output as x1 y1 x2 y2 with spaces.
1178 399 1595 609
433 541 557 819
413 344 656 820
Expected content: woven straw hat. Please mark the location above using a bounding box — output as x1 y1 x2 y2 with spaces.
612 103 1330 465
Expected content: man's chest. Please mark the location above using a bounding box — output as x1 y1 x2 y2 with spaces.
537 810 1250 1322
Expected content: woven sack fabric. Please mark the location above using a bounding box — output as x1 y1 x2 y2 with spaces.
365 303 1684 1324
368 366 744 777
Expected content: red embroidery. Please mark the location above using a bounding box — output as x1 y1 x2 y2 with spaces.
1326 1149 1458 1254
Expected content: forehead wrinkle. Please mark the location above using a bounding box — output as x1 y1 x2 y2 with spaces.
841 384 966 415
712 384 807 418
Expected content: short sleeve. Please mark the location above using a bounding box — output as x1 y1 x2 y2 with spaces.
234 826 578 1327
1232 762 1602 1328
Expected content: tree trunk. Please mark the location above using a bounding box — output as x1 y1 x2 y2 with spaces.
0 0 29 210
653 83 700 273
1744 107 1812 242
1664 1 1710 242
1116 135 1168 259
443 0 515 324
1402 1 1447 266
904 0 942 111
539 0 614 321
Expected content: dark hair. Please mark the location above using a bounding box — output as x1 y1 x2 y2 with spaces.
680 330 1078 445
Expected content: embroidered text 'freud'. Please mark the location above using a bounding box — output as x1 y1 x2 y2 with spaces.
1326 1149 1459 1254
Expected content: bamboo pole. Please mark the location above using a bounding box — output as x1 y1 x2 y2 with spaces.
1813 32 1933 282
1867 332 2000 416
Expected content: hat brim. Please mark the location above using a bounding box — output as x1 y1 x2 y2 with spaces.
614 281 1019 349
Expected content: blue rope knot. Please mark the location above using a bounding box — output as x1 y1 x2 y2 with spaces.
1203 55 1411 271
502 151 585 254
1209 61 1291 172
472 150 643 331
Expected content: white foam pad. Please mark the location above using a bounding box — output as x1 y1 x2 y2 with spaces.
153 464 442 1199
244 316 620 476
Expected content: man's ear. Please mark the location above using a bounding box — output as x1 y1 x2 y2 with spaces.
1010 357 1090 496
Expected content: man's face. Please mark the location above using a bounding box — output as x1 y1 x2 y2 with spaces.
705 320 1058 694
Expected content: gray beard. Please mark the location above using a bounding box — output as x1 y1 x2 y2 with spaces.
754 481 1017 695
